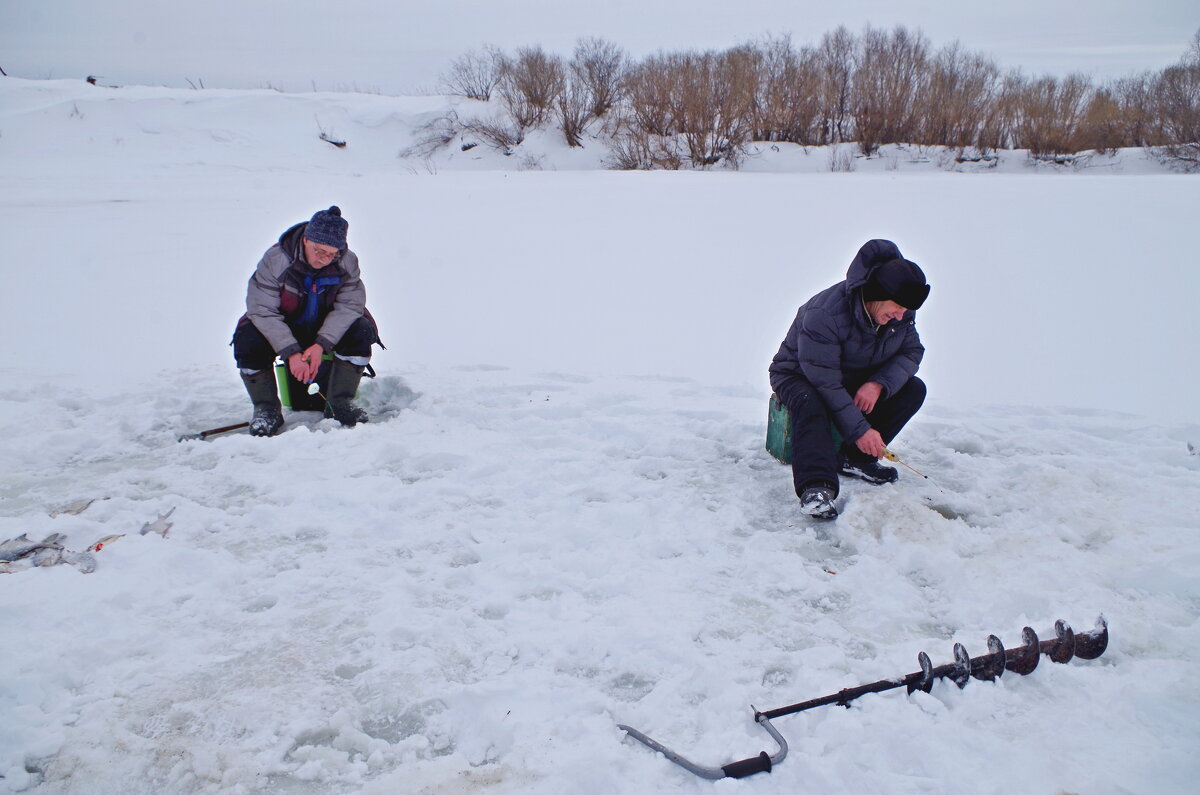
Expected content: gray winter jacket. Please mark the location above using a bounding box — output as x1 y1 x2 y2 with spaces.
769 239 925 443
245 222 367 360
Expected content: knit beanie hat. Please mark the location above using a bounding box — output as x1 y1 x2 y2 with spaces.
861 258 930 310
304 206 348 250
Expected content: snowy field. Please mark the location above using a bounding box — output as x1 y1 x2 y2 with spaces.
2 78 1199 793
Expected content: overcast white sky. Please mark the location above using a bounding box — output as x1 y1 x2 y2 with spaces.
2 0 1196 93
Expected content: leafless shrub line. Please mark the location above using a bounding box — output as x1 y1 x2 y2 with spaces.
432 27 1200 170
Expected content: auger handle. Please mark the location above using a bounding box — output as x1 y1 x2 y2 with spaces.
618 711 788 780
721 751 773 778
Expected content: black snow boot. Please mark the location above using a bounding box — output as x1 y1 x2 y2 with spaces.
799 484 838 520
324 358 369 427
241 370 284 437
839 451 898 485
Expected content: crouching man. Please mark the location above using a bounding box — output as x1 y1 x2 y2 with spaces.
769 239 930 519
231 206 380 436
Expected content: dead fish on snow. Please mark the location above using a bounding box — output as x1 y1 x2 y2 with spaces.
49 496 110 518
88 534 125 552
0 533 95 574
30 547 97 574
139 507 175 537
0 533 66 562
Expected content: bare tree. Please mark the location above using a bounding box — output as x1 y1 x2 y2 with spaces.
817 26 857 144
440 45 504 101
672 50 756 167
497 46 566 129
1079 87 1125 153
1010 73 1093 160
1186 26 1200 66
853 25 930 155
747 35 824 144
1110 74 1158 147
1150 35 1200 171
556 74 592 147
623 54 679 137
918 42 1003 155
571 37 626 118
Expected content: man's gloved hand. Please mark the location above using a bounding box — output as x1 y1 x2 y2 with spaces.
288 344 323 383
856 428 886 459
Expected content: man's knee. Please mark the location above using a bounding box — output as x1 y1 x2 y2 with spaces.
898 376 926 407
887 376 926 418
332 316 377 358
775 377 822 418
232 320 275 370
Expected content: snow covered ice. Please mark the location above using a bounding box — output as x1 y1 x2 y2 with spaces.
1 78 1199 793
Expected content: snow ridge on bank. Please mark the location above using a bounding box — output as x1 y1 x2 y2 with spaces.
0 76 1178 176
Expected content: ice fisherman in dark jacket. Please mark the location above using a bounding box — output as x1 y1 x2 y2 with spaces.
769 239 930 519
231 206 380 437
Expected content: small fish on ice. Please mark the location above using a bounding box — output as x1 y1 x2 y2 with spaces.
139 507 175 537
1 533 66 562
49 496 109 518
0 533 96 574
88 534 125 552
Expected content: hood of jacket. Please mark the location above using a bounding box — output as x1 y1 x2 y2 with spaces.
844 239 903 294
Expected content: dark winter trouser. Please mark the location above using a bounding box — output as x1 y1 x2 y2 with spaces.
232 316 377 371
772 374 926 498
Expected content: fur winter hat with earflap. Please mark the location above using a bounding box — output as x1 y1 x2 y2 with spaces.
304 206 348 250
861 258 930 310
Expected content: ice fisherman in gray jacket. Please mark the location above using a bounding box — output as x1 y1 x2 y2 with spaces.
231 206 380 437
769 239 930 520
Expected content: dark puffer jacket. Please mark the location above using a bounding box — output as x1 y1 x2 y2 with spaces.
769 239 925 443
243 221 367 360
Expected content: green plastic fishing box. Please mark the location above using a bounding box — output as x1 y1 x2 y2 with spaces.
766 394 793 464
766 393 842 464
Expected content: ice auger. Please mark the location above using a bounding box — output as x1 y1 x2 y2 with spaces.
619 616 1109 780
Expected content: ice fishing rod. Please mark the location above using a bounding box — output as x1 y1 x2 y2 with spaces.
177 421 250 442
619 616 1109 781
882 446 944 492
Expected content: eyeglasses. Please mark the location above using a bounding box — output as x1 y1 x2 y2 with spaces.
306 241 342 260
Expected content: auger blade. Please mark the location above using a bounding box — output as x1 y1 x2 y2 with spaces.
949 643 971 688
1044 620 1076 664
907 651 935 694
1005 627 1040 675
971 635 1006 681
1072 616 1109 660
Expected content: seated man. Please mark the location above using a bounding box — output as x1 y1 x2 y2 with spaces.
769 239 930 519
231 206 380 437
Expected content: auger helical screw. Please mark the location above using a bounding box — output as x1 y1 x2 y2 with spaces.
619 617 1109 781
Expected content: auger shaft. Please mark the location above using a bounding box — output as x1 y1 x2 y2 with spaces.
620 617 1109 781
760 616 1107 721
